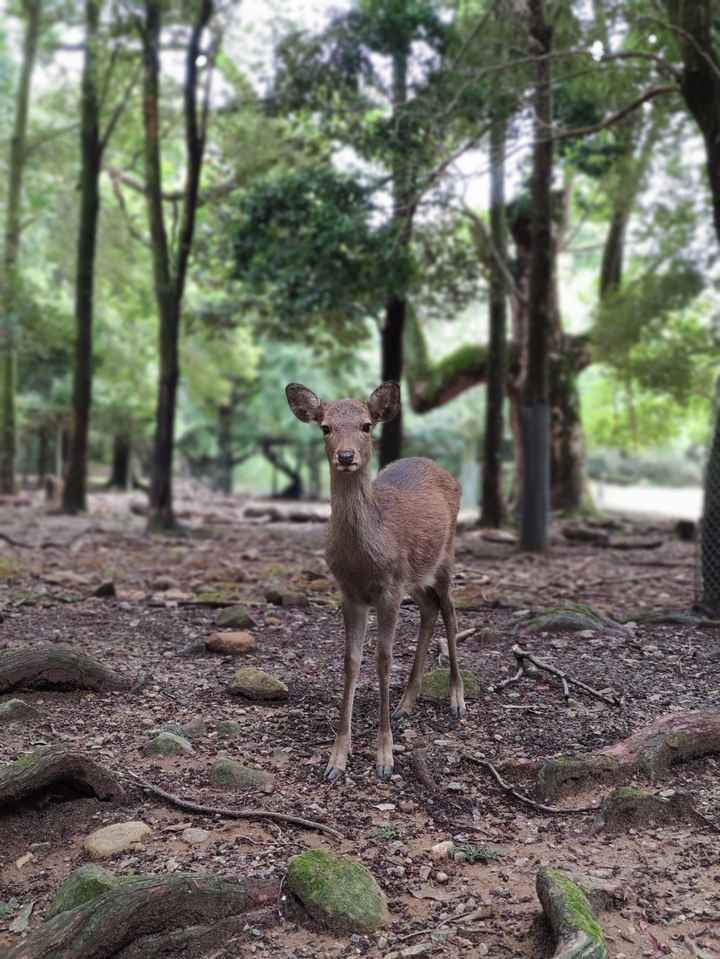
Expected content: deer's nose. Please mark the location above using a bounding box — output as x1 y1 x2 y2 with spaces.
337 450 355 466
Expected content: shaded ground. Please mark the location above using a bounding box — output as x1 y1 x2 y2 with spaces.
1 485 719 958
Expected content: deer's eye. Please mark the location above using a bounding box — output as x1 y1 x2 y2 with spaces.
321 425 331 435
361 423 372 433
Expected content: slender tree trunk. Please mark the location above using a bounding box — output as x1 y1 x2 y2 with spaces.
480 117 508 526
216 402 233 493
63 0 102 514
36 428 49 488
143 0 214 531
519 0 553 551
379 44 411 469
1 0 41 495
108 432 131 489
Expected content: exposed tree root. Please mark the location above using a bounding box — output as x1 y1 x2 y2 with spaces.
494 644 621 708
463 754 598 815
0 747 124 807
4 874 280 959
537 710 720 800
536 867 607 959
0 644 132 693
125 771 343 840
408 746 438 793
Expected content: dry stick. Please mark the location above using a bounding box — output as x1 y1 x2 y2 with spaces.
505 644 621 708
463 754 598 816
124 771 343 840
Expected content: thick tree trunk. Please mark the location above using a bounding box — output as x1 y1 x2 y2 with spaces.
379 294 405 467
480 117 508 526
108 431 131 489
700 379 720 613
63 0 102 515
549 359 584 512
1 0 41 495
519 0 554 551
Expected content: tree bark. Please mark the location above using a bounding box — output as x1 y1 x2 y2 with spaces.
216 401 233 493
0 746 124 807
108 432 131 489
0 0 41 495
379 295 405 467
480 116 509 527
0 644 132 693
144 0 214 531
36 428 50 488
519 0 554 551
63 0 102 514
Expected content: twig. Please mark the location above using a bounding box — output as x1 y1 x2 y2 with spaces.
463 754 598 815
456 625 481 643
500 644 622 708
124 771 343 840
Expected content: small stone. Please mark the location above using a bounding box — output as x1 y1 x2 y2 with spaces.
93 581 116 598
229 667 288 702
206 631 256 655
215 606 257 629
15 852 33 869
152 575 179 591
209 758 274 792
181 827 210 845
143 732 194 756
216 720 244 737
181 716 207 740
399 800 416 813
0 699 40 724
265 589 309 608
48 864 117 916
431 841 455 861
435 871 449 884
84 821 151 860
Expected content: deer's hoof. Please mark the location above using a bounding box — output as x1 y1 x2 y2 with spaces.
324 766 345 783
449 704 466 720
376 764 394 780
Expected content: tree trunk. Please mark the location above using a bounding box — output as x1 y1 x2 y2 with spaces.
0 0 41 495
63 0 102 514
261 438 303 499
36 428 50 488
216 402 233 493
108 432 131 489
700 379 720 613
143 0 214 532
519 0 554 551
379 294 405 467
480 116 508 526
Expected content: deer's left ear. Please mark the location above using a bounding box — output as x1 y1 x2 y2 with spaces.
367 382 400 424
286 383 324 423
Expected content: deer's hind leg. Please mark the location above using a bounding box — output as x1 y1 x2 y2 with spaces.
393 588 439 719
434 566 465 719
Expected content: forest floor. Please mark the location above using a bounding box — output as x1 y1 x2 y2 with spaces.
0 484 719 959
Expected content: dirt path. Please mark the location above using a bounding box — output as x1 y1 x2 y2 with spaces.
1 487 718 958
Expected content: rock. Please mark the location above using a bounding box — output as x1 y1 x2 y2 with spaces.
0 699 40 723
143 732 194 756
431 840 455 861
181 716 207 740
93 582 116 598
152 575 179 591
265 589 309 608
229 667 288 702
536 867 607 959
83 821 151 860
521 603 621 634
206 631 256 655
181 827 210 845
420 669 482 703
216 720 244 737
48 864 118 916
287 849 389 934
595 787 693 834
209 758 274 792
215 606 257 629
435 871 449 884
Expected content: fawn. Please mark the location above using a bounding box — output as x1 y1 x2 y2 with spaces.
286 381 464 781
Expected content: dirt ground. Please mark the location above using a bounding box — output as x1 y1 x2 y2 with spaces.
1 485 719 958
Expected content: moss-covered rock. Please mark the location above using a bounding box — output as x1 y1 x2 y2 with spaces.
209 758 273 791
287 849 389 934
229 667 288 702
521 603 611 633
536 867 607 959
149 718 207 741
597 787 692 834
143 732 194 756
0 699 40 724
216 605 257 628
48 864 118 917
216 720 244 737
420 669 481 703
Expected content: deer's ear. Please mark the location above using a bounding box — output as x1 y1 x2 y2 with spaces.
367 382 400 424
286 383 323 423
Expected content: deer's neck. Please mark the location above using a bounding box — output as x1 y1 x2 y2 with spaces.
329 468 381 548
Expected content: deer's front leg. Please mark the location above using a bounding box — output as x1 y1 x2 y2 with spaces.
325 597 368 783
375 594 401 780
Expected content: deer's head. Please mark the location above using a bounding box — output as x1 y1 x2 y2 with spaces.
285 382 400 474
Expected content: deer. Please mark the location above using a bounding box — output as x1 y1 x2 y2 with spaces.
286 381 465 782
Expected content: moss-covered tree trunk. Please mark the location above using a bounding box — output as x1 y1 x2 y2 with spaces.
1 0 41 495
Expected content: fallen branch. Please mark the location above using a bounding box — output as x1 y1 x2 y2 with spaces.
0 747 124 807
537 710 720 800
463 754 598 815
125 771 343 840
0 644 132 693
495 645 621 708
4 874 280 959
